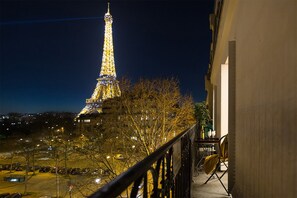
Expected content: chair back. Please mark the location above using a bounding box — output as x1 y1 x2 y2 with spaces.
219 134 228 159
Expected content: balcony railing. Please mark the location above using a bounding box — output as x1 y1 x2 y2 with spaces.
88 125 196 198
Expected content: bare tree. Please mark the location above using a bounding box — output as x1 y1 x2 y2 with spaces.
17 139 36 195
102 78 195 157
75 78 195 196
42 129 74 198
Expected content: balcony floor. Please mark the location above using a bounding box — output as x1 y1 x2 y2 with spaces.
192 170 231 198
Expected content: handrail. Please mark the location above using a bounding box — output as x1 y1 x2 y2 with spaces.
89 125 196 198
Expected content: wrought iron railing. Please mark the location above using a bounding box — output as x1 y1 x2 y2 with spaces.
88 125 196 198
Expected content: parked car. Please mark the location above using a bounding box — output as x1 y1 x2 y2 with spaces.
14 166 23 171
50 167 58 173
70 168 81 175
81 168 90 175
58 167 71 175
58 167 66 175
2 164 11 170
39 166 51 173
91 168 100 175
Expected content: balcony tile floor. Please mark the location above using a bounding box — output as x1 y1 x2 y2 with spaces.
192 170 231 198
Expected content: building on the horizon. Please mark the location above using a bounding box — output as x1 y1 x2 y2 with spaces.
77 3 121 121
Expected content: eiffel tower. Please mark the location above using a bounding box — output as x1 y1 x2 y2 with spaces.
78 3 121 117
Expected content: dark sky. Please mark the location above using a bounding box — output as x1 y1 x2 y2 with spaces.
0 0 214 114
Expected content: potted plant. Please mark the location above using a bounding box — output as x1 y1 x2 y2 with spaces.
194 102 211 139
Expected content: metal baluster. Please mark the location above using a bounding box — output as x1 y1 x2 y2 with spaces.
130 176 143 197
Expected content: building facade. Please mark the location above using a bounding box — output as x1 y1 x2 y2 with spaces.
206 0 296 197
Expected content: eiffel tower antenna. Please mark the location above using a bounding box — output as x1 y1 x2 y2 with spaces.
77 2 121 117
107 2 110 13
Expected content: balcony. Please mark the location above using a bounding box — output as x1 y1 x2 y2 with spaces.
192 172 229 198
88 125 230 198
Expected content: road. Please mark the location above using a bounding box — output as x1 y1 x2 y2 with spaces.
0 170 103 197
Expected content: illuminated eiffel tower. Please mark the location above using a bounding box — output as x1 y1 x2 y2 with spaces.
78 3 121 117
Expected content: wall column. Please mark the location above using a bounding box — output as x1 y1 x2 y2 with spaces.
228 40 236 194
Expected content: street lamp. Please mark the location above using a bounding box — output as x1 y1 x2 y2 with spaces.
95 178 101 184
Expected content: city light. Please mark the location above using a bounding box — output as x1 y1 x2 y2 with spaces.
95 178 101 184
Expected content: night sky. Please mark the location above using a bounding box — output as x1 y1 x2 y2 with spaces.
0 0 214 114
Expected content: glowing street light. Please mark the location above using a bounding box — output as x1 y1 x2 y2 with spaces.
95 178 101 184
